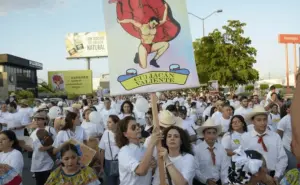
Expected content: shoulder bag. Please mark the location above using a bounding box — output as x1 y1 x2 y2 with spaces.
107 132 119 176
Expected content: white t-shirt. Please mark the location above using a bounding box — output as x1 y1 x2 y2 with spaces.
152 154 195 185
0 111 11 131
100 108 118 129
0 149 24 175
182 118 196 136
268 113 281 131
30 126 57 172
277 114 292 152
215 116 231 133
211 111 222 122
18 107 33 125
6 112 25 137
53 127 87 148
118 143 152 185
221 132 243 151
234 107 251 119
81 121 104 139
99 130 120 160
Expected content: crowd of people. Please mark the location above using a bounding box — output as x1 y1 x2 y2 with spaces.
0 79 299 185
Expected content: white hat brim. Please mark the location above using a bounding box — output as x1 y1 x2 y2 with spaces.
196 124 222 138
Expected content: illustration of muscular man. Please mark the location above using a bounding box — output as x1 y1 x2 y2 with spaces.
118 4 169 69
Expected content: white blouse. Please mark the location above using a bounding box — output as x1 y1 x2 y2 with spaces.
152 154 195 185
118 143 152 185
221 131 243 151
53 126 87 148
0 149 24 175
99 130 120 160
81 121 104 139
30 126 57 172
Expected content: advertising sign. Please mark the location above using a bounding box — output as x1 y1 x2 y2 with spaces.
65 32 108 58
208 80 219 93
48 70 92 94
103 0 200 96
278 34 300 44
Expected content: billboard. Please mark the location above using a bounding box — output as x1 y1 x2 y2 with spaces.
65 32 108 58
278 34 300 44
48 70 93 94
103 0 200 96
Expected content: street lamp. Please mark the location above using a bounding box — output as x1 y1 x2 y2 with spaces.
188 9 223 37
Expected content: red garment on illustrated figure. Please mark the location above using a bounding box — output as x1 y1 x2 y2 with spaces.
116 0 181 43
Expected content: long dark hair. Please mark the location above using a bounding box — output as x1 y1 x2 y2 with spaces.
60 143 80 167
162 126 193 155
120 100 134 114
0 130 21 151
62 111 77 130
109 115 120 124
115 116 136 148
228 115 248 133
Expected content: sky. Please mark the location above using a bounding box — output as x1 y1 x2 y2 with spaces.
0 0 299 82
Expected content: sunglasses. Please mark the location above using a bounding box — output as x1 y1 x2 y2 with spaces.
34 118 45 121
130 123 140 131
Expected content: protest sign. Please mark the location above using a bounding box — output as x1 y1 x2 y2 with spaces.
103 0 200 96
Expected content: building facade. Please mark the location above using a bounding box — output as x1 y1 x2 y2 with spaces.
0 54 43 97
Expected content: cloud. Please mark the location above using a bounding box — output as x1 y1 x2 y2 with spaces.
0 0 66 15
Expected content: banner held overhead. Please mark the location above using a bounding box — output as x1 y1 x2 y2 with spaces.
65 32 108 59
48 70 93 95
103 0 200 96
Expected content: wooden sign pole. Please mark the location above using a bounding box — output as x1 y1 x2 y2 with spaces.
150 92 166 185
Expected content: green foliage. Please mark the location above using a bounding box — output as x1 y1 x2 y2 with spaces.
245 85 254 91
238 92 252 97
273 84 283 89
260 84 269 90
15 90 35 106
194 20 259 89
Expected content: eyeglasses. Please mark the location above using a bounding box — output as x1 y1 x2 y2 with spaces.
131 123 140 131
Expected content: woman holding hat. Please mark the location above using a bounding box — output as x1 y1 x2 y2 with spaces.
194 118 230 185
240 106 288 183
21 111 57 185
152 126 195 185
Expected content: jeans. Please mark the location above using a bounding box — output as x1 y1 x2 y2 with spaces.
104 159 119 185
35 170 51 185
285 147 297 171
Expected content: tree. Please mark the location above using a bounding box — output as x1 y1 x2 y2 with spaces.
194 20 259 91
260 84 269 91
245 85 254 92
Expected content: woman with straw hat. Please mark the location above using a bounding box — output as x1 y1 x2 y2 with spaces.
194 118 229 185
240 106 288 183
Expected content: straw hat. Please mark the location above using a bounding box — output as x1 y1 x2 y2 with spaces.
159 110 182 128
72 103 82 110
245 105 268 122
10 92 16 97
33 111 48 119
20 99 29 106
196 118 222 138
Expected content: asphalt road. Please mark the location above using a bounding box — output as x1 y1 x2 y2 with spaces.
22 152 35 185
